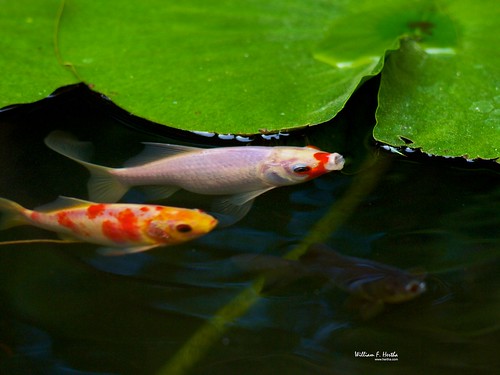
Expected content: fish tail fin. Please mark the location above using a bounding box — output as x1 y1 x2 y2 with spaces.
44 131 129 202
86 166 129 203
0 198 28 230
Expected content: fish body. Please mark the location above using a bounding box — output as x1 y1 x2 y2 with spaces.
44 132 345 209
232 244 426 313
300 244 426 304
0 196 218 255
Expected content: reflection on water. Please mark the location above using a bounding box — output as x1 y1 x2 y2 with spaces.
0 86 499 374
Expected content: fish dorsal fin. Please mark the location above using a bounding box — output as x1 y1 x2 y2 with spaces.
44 131 94 163
301 243 342 262
34 196 92 212
124 143 202 167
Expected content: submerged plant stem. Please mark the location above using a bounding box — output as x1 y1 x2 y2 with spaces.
156 153 391 375
284 153 391 260
156 278 265 375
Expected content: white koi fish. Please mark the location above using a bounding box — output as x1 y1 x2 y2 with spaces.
44 131 345 217
0 196 218 255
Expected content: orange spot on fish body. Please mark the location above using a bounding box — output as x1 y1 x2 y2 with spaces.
102 220 125 243
140 206 149 212
87 204 106 219
30 211 41 221
102 208 141 243
57 211 77 231
119 209 141 241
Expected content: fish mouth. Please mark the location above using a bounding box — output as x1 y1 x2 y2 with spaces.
326 153 345 171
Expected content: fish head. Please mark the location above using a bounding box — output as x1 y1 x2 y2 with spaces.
146 208 218 245
359 274 427 304
261 146 344 186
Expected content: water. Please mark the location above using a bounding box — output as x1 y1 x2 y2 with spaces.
0 84 499 375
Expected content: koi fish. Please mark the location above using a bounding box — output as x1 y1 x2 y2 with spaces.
232 244 426 318
44 131 345 217
0 196 218 255
300 244 426 304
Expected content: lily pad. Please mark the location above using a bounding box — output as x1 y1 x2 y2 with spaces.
0 0 498 161
56 0 378 134
0 0 78 108
373 1 500 160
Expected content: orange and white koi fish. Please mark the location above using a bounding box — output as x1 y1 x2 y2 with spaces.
0 196 218 255
44 132 345 217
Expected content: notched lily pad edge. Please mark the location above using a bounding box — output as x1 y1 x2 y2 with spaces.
1 83 498 167
377 141 500 166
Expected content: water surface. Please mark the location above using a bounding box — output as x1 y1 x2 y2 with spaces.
0 85 498 375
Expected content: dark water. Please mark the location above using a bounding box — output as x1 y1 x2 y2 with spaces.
0 83 499 375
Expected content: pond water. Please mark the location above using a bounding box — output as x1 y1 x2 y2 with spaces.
0 84 498 375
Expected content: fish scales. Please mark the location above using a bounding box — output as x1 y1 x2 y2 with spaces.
27 205 163 246
114 147 272 195
0 197 218 255
44 131 345 205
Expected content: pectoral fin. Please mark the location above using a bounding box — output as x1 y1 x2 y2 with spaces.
225 188 275 206
211 188 275 225
97 245 160 256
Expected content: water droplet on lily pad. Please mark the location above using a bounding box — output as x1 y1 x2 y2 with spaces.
470 101 494 113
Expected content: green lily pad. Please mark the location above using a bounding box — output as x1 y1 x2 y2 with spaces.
0 0 498 161
56 0 379 134
372 1 499 160
317 0 499 161
0 0 78 108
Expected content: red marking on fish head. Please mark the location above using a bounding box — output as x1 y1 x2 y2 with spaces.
87 204 106 219
147 209 217 245
294 152 330 180
140 206 150 212
147 221 171 242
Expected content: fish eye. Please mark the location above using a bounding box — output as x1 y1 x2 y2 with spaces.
176 224 192 233
293 164 312 174
406 281 424 294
